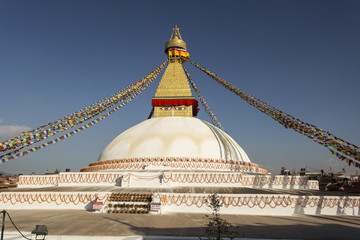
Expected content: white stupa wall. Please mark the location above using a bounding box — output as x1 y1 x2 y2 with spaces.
17 172 319 190
1 192 359 216
157 193 360 216
0 192 109 210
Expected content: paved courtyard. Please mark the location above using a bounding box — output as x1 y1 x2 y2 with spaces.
1 210 360 239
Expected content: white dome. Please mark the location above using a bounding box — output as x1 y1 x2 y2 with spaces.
98 117 251 163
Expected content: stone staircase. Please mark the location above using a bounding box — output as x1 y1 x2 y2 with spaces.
106 193 153 214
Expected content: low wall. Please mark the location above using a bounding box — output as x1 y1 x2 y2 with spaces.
163 173 319 190
17 173 122 187
1 192 358 216
0 192 109 210
17 172 319 190
156 193 360 216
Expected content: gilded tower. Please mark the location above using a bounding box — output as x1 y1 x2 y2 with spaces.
152 26 199 118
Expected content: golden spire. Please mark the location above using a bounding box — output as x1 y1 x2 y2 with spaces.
165 25 187 52
170 25 182 40
152 26 198 118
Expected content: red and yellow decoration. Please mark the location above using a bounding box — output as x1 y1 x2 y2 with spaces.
157 193 360 209
152 97 199 116
80 157 268 174
166 47 190 59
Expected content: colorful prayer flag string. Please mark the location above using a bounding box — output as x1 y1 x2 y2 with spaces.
0 61 167 163
183 66 225 131
187 59 360 169
0 77 154 153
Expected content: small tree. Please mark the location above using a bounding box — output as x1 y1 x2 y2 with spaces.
203 194 234 240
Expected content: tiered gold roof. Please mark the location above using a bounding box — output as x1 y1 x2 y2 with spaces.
154 62 192 97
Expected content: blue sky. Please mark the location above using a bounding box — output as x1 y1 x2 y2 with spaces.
0 0 359 174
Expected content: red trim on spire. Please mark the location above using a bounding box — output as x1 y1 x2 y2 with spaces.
152 99 195 106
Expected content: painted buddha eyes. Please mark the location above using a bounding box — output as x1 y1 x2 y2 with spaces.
160 107 186 111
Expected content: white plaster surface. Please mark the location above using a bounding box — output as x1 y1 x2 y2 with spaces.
17 172 318 190
0 192 108 210
97 117 251 163
158 193 360 216
2 191 358 216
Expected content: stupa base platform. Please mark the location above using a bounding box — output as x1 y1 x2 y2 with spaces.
1 185 359 216
16 171 319 189
0 171 357 216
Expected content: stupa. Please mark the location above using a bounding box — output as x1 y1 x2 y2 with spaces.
80 25 266 174
1 26 358 217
